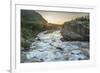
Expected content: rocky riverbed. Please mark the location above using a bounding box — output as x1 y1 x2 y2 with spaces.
21 30 89 63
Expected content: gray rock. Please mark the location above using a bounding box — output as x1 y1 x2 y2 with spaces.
61 17 89 41
61 30 83 41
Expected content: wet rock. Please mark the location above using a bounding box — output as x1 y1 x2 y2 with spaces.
56 47 63 51
61 31 83 41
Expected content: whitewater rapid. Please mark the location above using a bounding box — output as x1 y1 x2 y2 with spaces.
21 30 89 63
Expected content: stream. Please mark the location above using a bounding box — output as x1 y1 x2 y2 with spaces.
21 30 89 63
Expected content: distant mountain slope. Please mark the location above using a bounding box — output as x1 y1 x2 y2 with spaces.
44 23 63 30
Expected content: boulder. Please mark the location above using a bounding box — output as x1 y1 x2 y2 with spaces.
61 30 83 41
61 16 89 41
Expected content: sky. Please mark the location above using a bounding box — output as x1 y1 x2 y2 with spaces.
36 10 89 25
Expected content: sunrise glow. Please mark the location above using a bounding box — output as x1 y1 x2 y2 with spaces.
36 11 89 25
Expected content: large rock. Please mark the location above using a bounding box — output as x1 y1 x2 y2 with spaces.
61 30 83 41
61 16 89 41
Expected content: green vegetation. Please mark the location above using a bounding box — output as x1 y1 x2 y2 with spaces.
64 16 89 29
21 10 89 50
21 10 47 50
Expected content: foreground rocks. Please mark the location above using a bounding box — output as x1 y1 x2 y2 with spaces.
21 30 89 63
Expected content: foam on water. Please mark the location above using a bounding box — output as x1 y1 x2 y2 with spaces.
23 30 89 62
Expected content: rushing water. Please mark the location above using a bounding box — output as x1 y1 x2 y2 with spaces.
21 30 89 63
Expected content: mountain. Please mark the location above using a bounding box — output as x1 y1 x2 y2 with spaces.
21 10 48 50
44 23 63 30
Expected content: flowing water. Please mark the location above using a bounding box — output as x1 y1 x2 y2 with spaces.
21 30 89 63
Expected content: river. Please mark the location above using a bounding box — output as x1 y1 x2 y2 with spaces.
21 30 89 63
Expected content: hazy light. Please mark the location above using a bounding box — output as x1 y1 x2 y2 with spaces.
36 10 89 25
